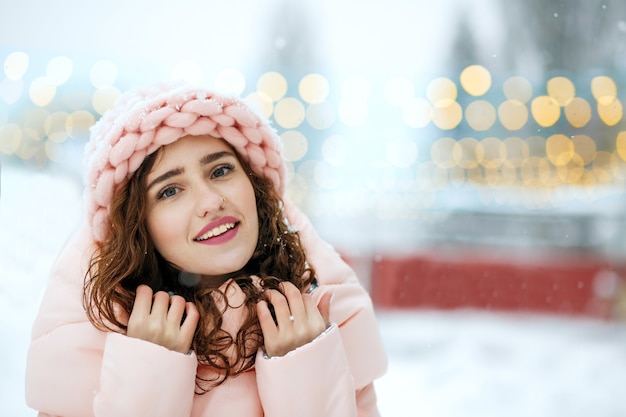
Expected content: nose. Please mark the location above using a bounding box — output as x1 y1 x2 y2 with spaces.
194 183 224 217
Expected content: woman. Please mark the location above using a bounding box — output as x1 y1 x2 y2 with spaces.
25 82 387 417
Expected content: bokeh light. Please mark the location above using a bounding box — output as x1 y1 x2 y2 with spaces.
498 99 528 130
564 97 592 128
299 73 329 104
460 65 492 96
547 76 575 106
89 60 118 89
29 77 56 107
4 51 29 80
503 76 533 103
46 56 73 86
465 100 496 131
274 97 305 128
531 96 561 127
281 130 309 162
257 72 288 102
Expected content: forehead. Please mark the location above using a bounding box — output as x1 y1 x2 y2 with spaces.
158 134 231 158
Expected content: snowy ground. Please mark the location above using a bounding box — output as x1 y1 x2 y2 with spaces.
2 164 626 417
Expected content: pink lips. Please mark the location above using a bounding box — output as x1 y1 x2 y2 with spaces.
194 215 239 245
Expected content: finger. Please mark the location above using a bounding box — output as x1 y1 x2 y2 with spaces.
132 285 154 316
179 302 199 344
264 289 292 327
256 300 278 337
280 282 306 321
150 291 171 318
166 295 186 325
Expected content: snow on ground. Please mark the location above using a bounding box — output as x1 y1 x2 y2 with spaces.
2 164 626 417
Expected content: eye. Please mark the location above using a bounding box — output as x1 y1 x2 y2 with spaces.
156 185 180 200
211 163 235 179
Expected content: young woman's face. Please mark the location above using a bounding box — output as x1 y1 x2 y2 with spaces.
145 134 259 282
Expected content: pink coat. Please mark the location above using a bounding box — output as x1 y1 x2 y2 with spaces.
25 200 388 417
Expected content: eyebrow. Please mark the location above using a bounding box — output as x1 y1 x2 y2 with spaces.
146 150 236 192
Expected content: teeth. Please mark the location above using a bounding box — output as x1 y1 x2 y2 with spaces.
196 223 236 241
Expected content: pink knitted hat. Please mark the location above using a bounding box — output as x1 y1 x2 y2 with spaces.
84 82 285 242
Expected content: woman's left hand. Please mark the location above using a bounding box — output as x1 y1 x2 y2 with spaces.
256 281 332 357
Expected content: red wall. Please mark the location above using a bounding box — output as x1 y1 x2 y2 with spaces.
363 250 625 318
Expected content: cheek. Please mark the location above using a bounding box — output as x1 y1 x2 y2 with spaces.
146 209 174 250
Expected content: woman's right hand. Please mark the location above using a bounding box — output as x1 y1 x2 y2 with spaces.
124 285 200 354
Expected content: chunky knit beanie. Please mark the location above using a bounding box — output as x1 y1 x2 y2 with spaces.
84 82 285 242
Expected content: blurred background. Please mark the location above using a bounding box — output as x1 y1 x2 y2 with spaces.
2 0 626 416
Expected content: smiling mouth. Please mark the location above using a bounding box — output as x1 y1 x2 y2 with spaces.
194 222 237 241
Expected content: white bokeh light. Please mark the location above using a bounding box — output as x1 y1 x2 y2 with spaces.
46 56 73 86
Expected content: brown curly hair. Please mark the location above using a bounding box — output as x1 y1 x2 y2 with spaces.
83 139 314 392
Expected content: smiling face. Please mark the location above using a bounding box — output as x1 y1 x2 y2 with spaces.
145 134 259 285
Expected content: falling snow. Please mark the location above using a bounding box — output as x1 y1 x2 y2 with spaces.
2 164 626 417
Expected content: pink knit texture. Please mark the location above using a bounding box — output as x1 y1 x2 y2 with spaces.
84 82 285 242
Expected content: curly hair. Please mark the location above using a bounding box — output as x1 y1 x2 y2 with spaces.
83 140 314 392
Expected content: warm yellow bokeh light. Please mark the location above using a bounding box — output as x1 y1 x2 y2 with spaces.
29 77 56 107
526 135 547 157
44 111 70 142
456 137 480 169
521 156 552 187
257 72 288 102
503 76 533 103
615 131 626 161
0 124 22 154
546 134 574 166
426 77 458 105
285 172 308 204
591 76 617 105
531 96 561 127
498 100 528 131
571 134 596 165
66 110 96 139
503 136 529 167
299 73 330 104
281 130 309 162
92 87 122 116
274 97 305 128
465 100 496 131
432 100 463 130
245 91 274 119
556 154 585 183
431 137 458 168
460 65 492 96
478 137 506 168
564 97 592 128
547 76 575 106
485 160 517 187
597 97 623 126
24 108 50 140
